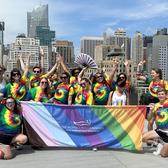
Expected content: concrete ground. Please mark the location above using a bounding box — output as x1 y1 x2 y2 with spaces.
0 145 167 168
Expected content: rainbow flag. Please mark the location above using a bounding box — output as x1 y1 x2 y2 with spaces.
21 102 146 150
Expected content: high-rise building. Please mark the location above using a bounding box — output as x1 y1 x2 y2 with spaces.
143 36 153 73
103 28 131 59
156 28 167 35
131 31 143 65
94 44 116 63
27 4 48 38
27 4 55 70
80 36 104 59
153 30 168 80
52 40 74 69
0 21 5 65
36 26 55 46
7 36 49 74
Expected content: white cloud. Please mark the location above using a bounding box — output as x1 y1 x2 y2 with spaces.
104 27 115 36
1 0 168 46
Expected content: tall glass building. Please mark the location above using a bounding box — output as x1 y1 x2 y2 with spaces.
36 26 55 46
27 4 48 38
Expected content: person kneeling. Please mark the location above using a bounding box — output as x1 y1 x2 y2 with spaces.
0 97 27 159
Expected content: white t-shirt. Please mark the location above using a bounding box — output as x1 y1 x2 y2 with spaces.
0 78 6 90
111 91 127 106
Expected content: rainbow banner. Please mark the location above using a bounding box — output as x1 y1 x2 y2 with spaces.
21 102 146 151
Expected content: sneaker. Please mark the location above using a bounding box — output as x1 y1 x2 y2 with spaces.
153 143 163 155
3 145 12 160
92 147 97 151
15 144 23 150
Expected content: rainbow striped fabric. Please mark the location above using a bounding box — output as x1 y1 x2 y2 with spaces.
21 102 146 150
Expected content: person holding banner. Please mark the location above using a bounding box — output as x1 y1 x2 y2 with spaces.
0 97 27 160
142 88 168 157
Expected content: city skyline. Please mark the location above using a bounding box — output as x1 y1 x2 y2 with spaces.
1 0 168 47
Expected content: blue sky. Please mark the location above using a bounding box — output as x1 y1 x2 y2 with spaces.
1 0 168 48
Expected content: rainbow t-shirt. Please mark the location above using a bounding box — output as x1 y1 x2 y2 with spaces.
0 76 27 100
148 80 168 98
92 82 110 105
74 87 93 105
50 80 59 96
69 76 81 96
0 105 21 136
27 72 47 89
153 99 168 129
54 83 70 104
25 86 49 103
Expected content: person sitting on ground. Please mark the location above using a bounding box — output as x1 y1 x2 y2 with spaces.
0 97 27 160
142 88 168 157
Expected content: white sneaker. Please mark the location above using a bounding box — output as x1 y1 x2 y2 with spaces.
153 143 163 155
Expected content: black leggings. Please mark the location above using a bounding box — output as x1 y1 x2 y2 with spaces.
0 134 14 145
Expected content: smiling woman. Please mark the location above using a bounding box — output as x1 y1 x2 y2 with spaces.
0 97 27 160
25 77 51 103
0 68 28 101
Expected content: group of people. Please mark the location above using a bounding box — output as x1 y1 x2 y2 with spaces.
0 52 168 159
0 55 131 106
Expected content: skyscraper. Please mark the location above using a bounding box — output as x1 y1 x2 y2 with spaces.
36 26 55 46
153 29 168 80
27 4 48 38
80 36 104 59
131 31 143 65
103 28 131 59
143 36 153 73
52 40 74 68
7 36 49 74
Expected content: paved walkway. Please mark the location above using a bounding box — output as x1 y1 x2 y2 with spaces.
0 145 167 168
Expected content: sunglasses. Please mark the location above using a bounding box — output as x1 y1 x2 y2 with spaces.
6 101 15 105
96 75 102 78
34 70 40 74
61 76 67 79
12 73 20 76
41 81 48 84
120 76 125 79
